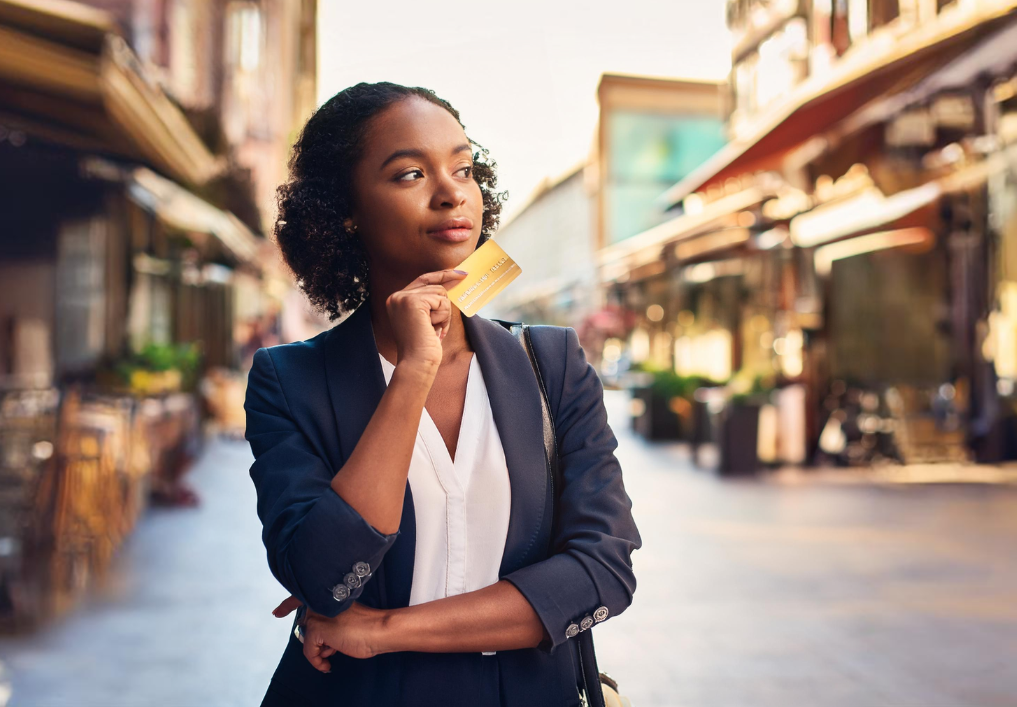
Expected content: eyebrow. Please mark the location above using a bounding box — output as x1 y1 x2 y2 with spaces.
379 143 472 171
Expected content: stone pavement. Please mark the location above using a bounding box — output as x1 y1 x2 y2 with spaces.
0 390 1015 706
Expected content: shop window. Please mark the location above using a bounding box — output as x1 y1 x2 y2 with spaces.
831 0 852 56
754 17 809 111
227 2 262 72
869 0 900 29
55 218 108 375
223 1 270 142
848 0 869 43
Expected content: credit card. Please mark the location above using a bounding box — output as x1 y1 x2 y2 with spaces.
445 239 522 317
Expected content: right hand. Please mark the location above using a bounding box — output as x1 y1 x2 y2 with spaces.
385 269 468 369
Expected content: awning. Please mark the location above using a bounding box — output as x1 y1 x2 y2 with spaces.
790 142 1017 247
790 183 941 247
128 167 260 264
0 0 219 186
598 183 776 283
835 17 1017 139
657 3 1017 209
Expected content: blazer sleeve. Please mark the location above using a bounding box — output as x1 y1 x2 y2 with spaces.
502 327 642 653
244 346 399 617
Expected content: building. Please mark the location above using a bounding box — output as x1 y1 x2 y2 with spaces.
611 0 1017 468
489 74 726 368
0 0 316 626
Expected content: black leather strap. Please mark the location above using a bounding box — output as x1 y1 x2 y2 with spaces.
507 322 606 707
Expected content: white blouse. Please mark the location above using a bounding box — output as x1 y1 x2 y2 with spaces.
377 351 512 612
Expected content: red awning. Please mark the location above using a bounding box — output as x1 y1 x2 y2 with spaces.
659 6 1017 208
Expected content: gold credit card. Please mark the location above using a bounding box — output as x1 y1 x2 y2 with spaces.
445 239 522 317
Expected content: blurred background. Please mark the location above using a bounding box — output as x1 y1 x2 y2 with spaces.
1 0 1016 705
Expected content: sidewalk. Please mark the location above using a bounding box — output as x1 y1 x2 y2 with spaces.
0 437 291 707
0 392 1014 706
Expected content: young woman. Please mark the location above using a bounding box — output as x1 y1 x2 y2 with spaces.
244 81 641 707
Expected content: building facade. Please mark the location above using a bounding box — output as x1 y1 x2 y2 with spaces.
610 0 1017 468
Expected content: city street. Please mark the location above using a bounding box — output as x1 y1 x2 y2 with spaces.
1 390 1015 707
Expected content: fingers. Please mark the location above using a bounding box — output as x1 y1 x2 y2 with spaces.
272 595 303 618
405 269 469 290
302 630 333 674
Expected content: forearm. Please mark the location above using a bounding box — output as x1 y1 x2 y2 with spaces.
330 361 436 534
376 580 547 654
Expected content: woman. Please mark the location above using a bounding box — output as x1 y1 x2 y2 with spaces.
244 81 641 707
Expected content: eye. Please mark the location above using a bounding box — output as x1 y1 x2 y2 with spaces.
458 165 473 178
397 169 423 182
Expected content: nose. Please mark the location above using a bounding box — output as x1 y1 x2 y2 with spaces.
430 170 467 210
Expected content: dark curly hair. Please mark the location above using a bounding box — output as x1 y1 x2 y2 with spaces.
274 82 507 322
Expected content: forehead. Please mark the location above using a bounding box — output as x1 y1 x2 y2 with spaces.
361 97 468 161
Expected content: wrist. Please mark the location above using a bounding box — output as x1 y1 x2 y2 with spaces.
391 359 438 388
372 608 400 655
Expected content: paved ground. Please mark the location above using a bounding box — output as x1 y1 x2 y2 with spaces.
1 391 1016 706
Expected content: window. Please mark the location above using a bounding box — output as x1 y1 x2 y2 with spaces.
869 0 901 29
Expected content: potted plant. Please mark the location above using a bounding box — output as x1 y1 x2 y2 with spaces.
717 372 773 476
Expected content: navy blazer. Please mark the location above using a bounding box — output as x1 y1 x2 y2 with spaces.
244 296 641 707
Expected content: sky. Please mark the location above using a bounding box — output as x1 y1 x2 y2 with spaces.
317 0 731 222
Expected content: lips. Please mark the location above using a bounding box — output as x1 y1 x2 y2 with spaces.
427 217 474 242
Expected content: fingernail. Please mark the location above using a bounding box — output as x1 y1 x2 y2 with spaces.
453 269 468 275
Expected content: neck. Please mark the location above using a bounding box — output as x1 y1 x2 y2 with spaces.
367 279 472 365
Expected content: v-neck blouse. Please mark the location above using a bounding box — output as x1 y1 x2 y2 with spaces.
378 352 512 609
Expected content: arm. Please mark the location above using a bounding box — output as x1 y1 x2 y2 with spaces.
502 326 642 652
297 326 641 664
298 580 548 669
245 346 434 617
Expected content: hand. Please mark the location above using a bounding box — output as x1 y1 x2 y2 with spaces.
301 603 388 669
272 595 389 669
385 269 468 369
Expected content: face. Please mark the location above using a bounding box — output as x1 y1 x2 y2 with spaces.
347 96 484 287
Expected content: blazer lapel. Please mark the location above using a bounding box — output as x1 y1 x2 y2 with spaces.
462 313 550 576
320 297 550 602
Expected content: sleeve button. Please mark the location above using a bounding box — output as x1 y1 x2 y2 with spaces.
593 606 609 622
344 572 362 589
353 561 371 578
331 584 350 601
579 615 595 631
565 623 580 639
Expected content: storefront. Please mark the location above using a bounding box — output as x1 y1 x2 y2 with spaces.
0 1 262 626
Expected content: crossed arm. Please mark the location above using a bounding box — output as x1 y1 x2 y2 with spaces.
244 327 640 671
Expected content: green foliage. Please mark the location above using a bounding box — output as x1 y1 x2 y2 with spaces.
109 341 204 393
729 372 776 406
648 369 721 400
136 342 201 373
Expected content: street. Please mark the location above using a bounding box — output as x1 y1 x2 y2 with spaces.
1 390 1015 707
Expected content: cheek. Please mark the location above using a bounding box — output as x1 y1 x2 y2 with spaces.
468 181 485 214
359 186 426 238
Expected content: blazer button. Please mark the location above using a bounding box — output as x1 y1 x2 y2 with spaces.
593 606 609 622
353 561 371 578
579 615 595 631
565 623 580 639
344 572 362 589
332 584 350 602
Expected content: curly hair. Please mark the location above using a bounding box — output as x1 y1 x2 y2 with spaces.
273 82 507 322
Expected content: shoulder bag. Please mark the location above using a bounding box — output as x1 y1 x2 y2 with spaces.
505 322 632 707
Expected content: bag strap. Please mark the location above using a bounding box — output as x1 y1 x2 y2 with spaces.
507 323 606 707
